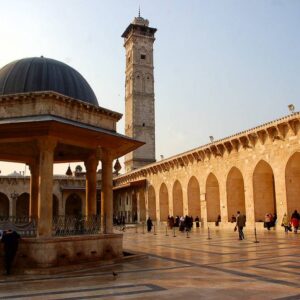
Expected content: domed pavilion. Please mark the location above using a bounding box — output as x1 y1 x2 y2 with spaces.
0 57 143 269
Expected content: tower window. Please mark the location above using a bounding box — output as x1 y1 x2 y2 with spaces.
141 54 146 60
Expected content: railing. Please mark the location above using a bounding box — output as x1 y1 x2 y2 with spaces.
52 215 101 237
0 216 37 237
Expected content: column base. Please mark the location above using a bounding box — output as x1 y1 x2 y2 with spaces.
0 234 123 270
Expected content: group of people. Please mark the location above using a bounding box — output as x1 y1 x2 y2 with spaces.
0 229 21 275
264 213 277 230
167 215 200 232
281 210 300 233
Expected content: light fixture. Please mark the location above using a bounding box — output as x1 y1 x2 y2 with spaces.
288 104 295 114
209 136 214 143
160 155 164 160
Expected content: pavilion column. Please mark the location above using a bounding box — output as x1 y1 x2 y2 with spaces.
136 191 140 223
101 150 113 234
28 160 39 220
37 138 57 238
84 155 98 216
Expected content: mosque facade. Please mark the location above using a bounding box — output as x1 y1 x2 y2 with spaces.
0 15 299 235
113 16 300 230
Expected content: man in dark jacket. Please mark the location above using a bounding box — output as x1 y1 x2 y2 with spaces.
2 229 21 275
236 211 246 240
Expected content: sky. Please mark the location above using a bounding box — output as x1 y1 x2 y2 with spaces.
0 0 299 175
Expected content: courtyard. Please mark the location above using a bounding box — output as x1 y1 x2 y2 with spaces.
0 226 300 299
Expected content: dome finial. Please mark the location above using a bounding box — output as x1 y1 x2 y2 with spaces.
138 6 141 18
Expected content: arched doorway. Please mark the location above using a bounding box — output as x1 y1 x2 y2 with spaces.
159 183 169 221
187 176 200 218
253 160 276 222
226 167 245 221
173 180 183 217
53 194 59 217
286 152 300 215
0 192 9 217
132 193 137 222
65 193 82 216
139 191 146 221
206 173 220 222
16 193 29 218
148 186 156 220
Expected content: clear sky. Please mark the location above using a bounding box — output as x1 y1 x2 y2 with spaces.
0 0 299 175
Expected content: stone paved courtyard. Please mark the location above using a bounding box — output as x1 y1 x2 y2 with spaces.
1 226 300 299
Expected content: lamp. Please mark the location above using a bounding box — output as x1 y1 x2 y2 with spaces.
209 136 214 143
288 104 295 114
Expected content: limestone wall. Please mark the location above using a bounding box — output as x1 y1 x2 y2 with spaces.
114 113 300 230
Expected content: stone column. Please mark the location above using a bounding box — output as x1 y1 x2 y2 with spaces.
28 160 39 219
219 179 228 223
136 191 140 223
37 138 57 237
84 155 98 216
101 150 113 234
244 171 255 227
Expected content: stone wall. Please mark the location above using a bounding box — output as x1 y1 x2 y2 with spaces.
114 113 300 230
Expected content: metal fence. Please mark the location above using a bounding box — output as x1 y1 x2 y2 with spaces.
52 215 101 236
0 216 37 237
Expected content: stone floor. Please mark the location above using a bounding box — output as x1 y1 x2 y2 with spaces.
1 225 300 299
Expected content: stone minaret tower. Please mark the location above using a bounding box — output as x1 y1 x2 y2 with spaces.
122 13 157 172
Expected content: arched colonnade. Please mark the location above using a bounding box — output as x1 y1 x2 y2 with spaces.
0 192 86 218
141 153 300 226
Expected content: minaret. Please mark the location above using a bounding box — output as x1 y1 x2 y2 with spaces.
122 13 157 172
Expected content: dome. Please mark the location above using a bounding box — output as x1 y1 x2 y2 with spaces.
0 57 98 106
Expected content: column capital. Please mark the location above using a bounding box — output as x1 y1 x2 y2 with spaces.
100 148 113 163
84 154 98 172
37 137 57 153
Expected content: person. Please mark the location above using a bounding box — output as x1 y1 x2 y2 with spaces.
236 211 246 240
146 217 153 232
231 215 236 223
2 229 21 275
168 216 174 229
291 210 300 233
215 215 221 226
195 216 200 228
281 213 290 233
264 213 272 230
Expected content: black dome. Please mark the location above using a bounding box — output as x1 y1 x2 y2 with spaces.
0 57 98 106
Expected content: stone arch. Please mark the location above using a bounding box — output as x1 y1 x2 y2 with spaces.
159 183 169 221
132 192 137 222
148 185 156 220
0 192 9 217
53 194 59 217
253 160 276 222
134 71 143 93
206 173 220 222
145 73 153 94
139 191 146 221
286 152 300 215
187 176 200 218
226 167 245 221
65 193 82 216
173 180 183 217
16 192 29 218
